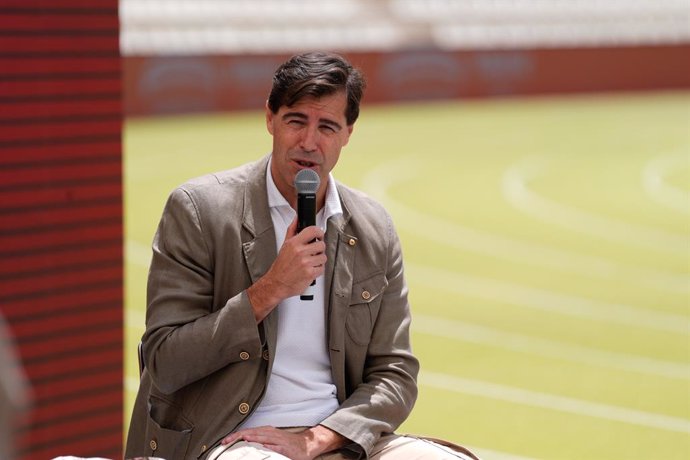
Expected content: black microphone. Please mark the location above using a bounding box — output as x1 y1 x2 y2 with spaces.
294 169 320 301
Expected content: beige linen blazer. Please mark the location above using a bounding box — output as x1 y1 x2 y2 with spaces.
125 156 419 459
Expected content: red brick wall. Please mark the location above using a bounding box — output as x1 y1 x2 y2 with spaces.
0 1 123 458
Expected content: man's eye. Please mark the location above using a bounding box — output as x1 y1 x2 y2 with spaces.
320 125 336 133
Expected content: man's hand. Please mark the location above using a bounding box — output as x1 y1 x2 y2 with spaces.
247 219 326 322
221 425 347 460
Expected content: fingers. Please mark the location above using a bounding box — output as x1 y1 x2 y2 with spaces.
221 433 237 445
285 252 325 285
221 427 257 445
304 238 326 259
283 223 326 266
282 235 325 264
286 216 324 240
299 241 327 275
295 225 325 244
221 426 287 445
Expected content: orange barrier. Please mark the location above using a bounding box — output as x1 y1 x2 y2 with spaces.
123 45 690 116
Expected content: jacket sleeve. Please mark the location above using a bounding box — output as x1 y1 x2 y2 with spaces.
320 211 420 456
141 187 262 395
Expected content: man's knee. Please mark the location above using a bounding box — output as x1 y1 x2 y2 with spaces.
208 441 291 460
369 434 480 460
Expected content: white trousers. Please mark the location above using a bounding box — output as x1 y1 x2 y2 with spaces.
208 432 479 460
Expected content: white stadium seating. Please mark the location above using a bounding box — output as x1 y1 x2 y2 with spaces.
120 0 690 55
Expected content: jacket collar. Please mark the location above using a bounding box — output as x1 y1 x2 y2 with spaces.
332 181 353 231
242 155 273 238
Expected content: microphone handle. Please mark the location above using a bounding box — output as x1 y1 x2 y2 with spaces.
297 192 317 232
297 192 317 300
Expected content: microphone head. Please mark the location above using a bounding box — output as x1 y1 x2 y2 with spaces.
294 168 320 194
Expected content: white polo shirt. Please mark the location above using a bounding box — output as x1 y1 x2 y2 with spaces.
239 159 342 429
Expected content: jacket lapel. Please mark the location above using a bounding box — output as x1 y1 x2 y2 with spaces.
326 188 357 402
240 156 279 349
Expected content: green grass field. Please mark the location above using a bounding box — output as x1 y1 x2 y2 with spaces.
124 90 690 459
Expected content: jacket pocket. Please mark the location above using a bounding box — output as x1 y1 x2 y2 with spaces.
144 394 194 459
346 272 388 346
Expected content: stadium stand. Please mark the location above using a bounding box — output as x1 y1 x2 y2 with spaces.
119 0 690 116
120 0 690 55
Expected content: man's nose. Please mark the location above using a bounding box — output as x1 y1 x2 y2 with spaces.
299 126 318 152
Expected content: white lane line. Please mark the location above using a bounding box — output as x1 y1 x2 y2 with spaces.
125 254 687 375
643 150 690 215
126 256 689 375
420 371 690 434
409 263 689 334
502 155 688 255
125 231 688 334
361 156 687 294
413 313 690 380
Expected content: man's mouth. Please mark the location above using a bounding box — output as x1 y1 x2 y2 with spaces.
296 160 316 168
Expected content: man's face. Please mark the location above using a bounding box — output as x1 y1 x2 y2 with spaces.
266 91 353 209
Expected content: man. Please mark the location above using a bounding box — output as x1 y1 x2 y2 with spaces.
126 52 478 460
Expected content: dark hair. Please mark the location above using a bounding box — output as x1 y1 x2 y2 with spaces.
268 52 366 125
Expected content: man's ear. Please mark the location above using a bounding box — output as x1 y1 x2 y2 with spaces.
265 101 274 135
342 124 354 146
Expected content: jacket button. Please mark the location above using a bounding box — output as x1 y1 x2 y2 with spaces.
348 238 356 246
149 439 158 451
239 351 250 360
200 445 207 454
361 290 371 300
262 349 270 360
239 402 250 414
